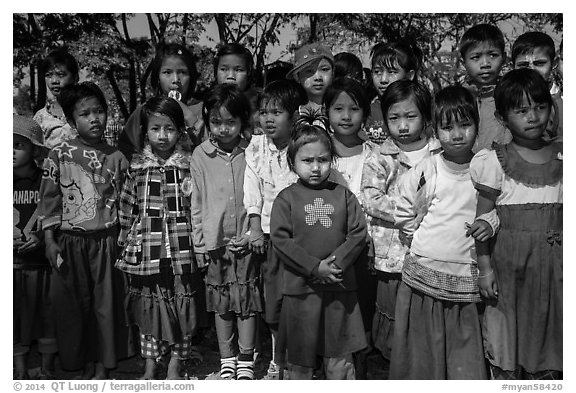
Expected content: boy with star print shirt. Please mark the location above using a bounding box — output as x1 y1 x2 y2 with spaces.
270 180 367 295
39 136 128 233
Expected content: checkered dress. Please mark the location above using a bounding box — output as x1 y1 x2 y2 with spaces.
116 145 195 275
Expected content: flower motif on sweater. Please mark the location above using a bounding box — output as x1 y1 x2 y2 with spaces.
304 197 334 228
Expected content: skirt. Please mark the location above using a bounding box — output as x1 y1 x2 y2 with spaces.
127 263 205 344
353 244 377 333
52 229 136 370
484 203 562 374
261 236 284 324
276 291 367 368
13 267 55 348
389 282 487 380
372 271 401 360
205 247 263 317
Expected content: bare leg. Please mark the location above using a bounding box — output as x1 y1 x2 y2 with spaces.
140 358 156 380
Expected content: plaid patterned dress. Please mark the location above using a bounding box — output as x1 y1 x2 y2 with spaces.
116 143 203 346
116 144 195 275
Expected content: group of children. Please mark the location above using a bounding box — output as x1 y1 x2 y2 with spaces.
13 22 562 381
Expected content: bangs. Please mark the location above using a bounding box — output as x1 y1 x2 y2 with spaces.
495 69 553 116
374 52 402 71
437 106 476 127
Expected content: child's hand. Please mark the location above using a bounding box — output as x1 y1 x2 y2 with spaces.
178 101 201 130
315 255 343 284
45 240 62 270
228 235 250 257
248 229 266 255
465 219 493 242
17 233 41 254
195 253 210 270
478 270 498 300
13 237 26 251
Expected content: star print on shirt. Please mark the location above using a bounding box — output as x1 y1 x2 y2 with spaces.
53 142 77 159
304 197 334 228
83 150 102 169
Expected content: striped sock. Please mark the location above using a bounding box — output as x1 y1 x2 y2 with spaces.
236 353 254 380
220 356 237 379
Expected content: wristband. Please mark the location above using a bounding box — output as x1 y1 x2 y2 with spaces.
478 270 494 279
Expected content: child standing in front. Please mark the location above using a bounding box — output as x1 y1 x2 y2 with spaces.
33 48 79 149
243 79 306 379
270 124 368 380
323 77 376 379
39 82 132 379
460 23 511 153
361 79 440 364
116 96 203 380
286 42 334 128
189 84 263 380
365 41 421 144
511 31 562 143
119 42 203 161
471 69 562 379
389 85 496 379
13 116 56 379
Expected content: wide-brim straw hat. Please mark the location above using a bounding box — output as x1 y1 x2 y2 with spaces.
13 115 47 149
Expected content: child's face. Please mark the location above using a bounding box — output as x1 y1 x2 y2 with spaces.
216 54 249 91
328 92 364 138
513 47 554 82
293 140 332 187
45 64 76 98
146 113 180 159
372 62 414 97
298 58 334 101
13 134 35 170
498 94 551 144
159 56 191 99
208 107 242 149
463 42 505 85
259 100 293 145
437 117 477 163
71 97 107 145
386 96 426 146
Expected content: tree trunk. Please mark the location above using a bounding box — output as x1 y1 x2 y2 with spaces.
309 14 317 43
128 57 137 113
106 68 129 120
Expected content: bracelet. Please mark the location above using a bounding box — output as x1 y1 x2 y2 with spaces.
478 270 494 279
250 233 264 243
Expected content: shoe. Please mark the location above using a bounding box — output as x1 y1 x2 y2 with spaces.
236 355 254 380
262 361 280 380
219 356 237 380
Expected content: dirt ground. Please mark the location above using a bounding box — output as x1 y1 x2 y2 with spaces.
24 321 389 380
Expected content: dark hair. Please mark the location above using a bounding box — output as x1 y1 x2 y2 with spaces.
213 43 254 86
334 52 364 82
324 77 371 122
35 48 80 112
494 68 553 120
287 123 335 171
257 79 307 117
459 23 505 58
381 79 432 126
202 84 252 132
149 42 199 102
433 85 479 131
41 48 80 81
370 40 421 76
511 31 556 64
140 96 186 144
58 82 108 124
